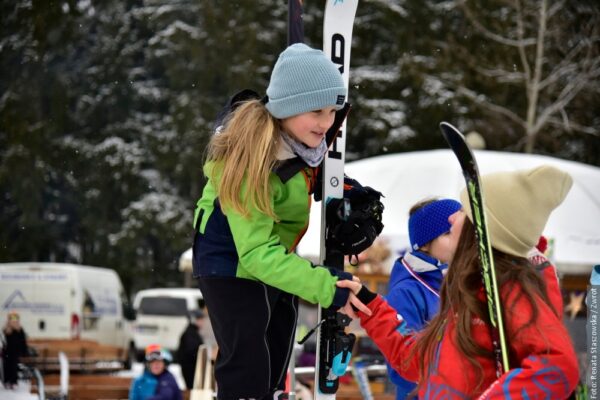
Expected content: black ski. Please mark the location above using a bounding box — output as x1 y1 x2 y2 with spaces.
288 0 304 45
439 122 509 376
315 1 359 398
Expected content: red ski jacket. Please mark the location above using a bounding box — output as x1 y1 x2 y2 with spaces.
357 279 579 399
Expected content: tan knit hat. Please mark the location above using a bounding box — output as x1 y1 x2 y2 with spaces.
460 165 573 257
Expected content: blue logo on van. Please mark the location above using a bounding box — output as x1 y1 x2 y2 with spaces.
2 290 64 315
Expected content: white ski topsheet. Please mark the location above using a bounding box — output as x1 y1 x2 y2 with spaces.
319 0 358 237
315 1 358 399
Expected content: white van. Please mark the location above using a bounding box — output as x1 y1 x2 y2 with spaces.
0 262 131 350
131 288 205 361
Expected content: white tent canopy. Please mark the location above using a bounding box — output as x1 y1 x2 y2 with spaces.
179 150 600 275
296 150 600 274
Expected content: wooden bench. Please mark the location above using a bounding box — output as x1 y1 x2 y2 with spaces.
32 374 193 400
24 339 127 373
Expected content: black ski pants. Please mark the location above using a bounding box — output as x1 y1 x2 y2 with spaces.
197 276 298 399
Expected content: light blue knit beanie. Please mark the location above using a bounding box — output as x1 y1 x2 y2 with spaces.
265 43 346 119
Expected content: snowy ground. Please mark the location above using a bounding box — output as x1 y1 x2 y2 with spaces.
0 382 37 400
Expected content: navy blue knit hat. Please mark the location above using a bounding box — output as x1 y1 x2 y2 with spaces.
266 43 346 119
408 199 462 250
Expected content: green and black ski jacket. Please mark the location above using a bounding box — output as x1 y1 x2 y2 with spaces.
192 157 351 309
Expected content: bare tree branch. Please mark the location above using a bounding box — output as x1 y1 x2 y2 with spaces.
515 0 533 85
456 86 525 127
548 116 599 136
539 63 580 92
546 0 566 19
535 55 600 134
457 0 537 47
533 78 588 135
539 23 593 90
474 66 526 84
524 0 547 153
560 108 571 133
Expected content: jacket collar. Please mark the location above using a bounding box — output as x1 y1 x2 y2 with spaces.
403 250 447 273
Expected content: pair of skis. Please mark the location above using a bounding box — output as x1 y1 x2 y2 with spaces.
287 0 360 398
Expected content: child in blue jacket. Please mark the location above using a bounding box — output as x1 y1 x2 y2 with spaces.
385 198 461 399
129 344 182 400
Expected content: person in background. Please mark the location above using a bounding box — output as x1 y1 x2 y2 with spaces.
385 198 461 399
338 165 580 398
129 344 182 400
177 309 206 389
1 311 28 390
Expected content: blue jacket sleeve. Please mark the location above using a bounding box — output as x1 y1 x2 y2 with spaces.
385 283 430 331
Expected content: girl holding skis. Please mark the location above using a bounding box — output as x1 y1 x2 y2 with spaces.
192 43 368 399
340 165 579 399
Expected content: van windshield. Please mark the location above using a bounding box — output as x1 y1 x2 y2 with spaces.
138 297 188 316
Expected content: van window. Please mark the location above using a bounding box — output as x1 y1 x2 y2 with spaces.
197 298 205 309
138 297 187 316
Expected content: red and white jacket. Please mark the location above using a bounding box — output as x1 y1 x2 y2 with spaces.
357 259 578 399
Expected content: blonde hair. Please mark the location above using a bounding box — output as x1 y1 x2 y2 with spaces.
206 100 281 220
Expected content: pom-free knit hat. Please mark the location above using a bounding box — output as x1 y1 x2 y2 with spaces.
409 199 462 250
266 43 346 119
460 165 573 258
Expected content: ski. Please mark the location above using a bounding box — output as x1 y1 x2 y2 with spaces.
287 2 303 399
288 0 304 45
439 122 509 376
315 1 359 398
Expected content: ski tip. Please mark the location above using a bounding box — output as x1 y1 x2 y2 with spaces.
439 121 478 171
439 121 467 141
439 121 462 136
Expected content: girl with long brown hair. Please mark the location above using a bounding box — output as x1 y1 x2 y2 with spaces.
339 165 579 398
